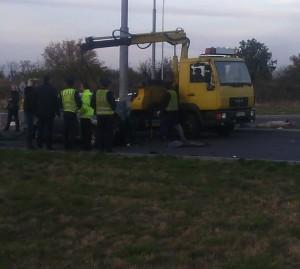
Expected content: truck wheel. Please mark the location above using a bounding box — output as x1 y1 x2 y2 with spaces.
182 113 200 139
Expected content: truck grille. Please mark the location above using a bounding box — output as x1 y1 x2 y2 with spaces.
230 97 248 108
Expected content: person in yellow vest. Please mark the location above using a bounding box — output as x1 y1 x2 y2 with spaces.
79 82 94 151
60 77 82 150
91 79 116 152
160 89 187 143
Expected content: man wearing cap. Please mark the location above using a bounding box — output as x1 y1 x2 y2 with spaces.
92 79 116 152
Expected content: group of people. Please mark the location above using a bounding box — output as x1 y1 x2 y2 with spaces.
4 75 116 152
3 75 186 152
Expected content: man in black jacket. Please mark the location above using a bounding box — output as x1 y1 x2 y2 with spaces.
4 84 20 132
36 75 60 150
24 79 38 149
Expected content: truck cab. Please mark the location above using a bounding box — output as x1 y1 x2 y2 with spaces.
179 48 255 136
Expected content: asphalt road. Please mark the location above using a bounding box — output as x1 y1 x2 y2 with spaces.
0 128 299 163
117 129 300 162
0 113 300 162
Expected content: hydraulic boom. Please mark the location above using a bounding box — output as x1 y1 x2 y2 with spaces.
80 29 190 60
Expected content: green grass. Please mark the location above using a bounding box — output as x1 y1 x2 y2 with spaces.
1 150 300 268
255 102 300 115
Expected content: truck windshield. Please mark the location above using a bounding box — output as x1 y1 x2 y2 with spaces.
215 61 252 85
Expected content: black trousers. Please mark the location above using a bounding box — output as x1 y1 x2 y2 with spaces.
80 118 92 151
160 111 179 139
25 112 36 148
96 115 114 152
63 112 78 150
5 109 19 131
37 117 54 149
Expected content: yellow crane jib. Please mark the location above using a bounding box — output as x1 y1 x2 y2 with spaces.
80 29 190 60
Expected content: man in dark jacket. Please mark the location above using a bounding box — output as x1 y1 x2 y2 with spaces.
4 84 20 132
36 75 60 150
24 79 38 149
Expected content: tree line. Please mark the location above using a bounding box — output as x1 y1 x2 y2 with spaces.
238 39 300 102
0 38 300 103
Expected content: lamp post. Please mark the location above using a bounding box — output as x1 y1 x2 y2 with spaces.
151 0 157 81
161 0 165 81
119 0 129 105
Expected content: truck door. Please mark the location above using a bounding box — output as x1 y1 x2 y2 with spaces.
186 62 217 110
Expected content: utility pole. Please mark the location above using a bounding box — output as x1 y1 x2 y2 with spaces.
151 0 157 80
119 0 129 106
161 0 165 81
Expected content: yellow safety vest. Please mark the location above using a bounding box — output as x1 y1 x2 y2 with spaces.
96 89 114 115
166 90 179 112
80 89 94 119
61 88 77 113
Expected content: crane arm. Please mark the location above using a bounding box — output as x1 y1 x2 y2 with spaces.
80 29 190 59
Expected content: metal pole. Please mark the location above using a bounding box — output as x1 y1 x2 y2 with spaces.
161 0 165 81
119 0 129 105
151 0 157 81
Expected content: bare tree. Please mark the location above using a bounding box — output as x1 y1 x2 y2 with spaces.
138 58 174 83
238 38 277 81
43 40 106 88
0 66 5 79
6 62 19 81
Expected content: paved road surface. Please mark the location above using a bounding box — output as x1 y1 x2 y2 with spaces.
1 112 300 162
1 128 300 162
117 129 300 162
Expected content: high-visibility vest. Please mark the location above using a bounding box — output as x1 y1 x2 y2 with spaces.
61 88 77 113
166 90 179 112
80 89 94 119
96 89 114 115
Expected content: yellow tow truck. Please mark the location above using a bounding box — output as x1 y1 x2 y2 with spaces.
81 29 255 137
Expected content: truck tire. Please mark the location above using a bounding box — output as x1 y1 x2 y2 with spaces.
182 112 201 139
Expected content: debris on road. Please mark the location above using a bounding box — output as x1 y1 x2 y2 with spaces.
168 140 207 148
256 120 296 129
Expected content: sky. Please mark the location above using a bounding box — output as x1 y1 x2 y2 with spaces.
0 0 300 70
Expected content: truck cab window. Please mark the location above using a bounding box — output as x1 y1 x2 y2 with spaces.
190 63 206 83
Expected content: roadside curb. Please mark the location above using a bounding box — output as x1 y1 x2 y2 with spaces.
0 146 299 165
114 152 300 165
236 127 300 133
256 114 300 118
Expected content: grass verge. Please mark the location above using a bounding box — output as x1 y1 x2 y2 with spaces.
1 150 300 268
